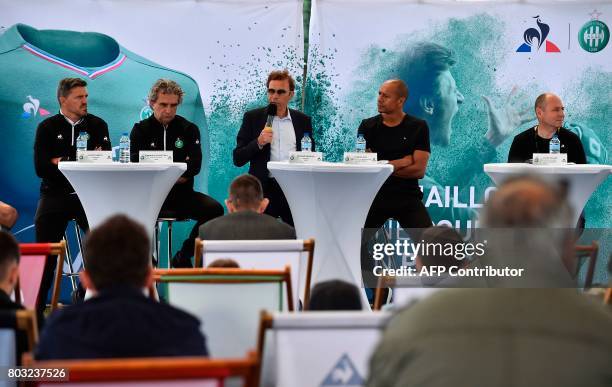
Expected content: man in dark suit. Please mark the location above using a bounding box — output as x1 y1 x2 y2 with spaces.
233 69 314 226
35 215 208 360
199 174 295 240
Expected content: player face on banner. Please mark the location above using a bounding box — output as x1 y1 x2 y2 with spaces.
151 93 180 126
60 86 88 120
429 70 464 146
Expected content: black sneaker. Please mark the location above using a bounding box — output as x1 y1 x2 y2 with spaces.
171 251 193 268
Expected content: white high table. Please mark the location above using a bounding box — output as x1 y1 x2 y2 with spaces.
58 162 186 237
268 161 393 305
484 163 611 225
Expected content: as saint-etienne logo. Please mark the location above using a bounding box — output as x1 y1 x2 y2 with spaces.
175 138 184 149
579 10 609 53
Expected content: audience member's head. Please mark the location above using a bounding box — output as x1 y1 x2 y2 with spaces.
482 175 572 228
81 215 152 293
207 258 240 269
308 280 362 311
0 231 20 297
415 226 467 271
481 175 575 287
225 174 269 213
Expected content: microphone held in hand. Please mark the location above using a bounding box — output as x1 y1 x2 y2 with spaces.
265 103 277 129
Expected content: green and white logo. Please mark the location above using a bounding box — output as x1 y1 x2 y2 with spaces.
175 138 184 149
579 19 609 53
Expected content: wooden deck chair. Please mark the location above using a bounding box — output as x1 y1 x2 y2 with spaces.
373 276 395 311
194 238 314 310
0 309 38 367
16 241 65 311
25 351 260 387
257 310 391 387
153 268 293 358
573 241 599 289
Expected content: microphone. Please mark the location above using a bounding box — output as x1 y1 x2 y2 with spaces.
264 103 277 131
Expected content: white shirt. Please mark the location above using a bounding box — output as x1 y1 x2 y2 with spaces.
269 110 296 162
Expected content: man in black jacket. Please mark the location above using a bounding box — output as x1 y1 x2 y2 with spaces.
508 93 586 164
130 79 223 268
508 93 587 229
33 77 111 317
233 69 314 226
35 215 208 360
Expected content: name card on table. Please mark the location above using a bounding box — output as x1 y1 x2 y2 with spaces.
289 151 323 164
532 153 567 165
77 151 113 163
139 151 173 163
343 152 378 164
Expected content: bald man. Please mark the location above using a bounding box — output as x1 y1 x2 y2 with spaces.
359 79 432 230
508 93 586 164
358 80 432 289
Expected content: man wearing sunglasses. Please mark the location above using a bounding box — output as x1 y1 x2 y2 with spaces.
233 69 314 226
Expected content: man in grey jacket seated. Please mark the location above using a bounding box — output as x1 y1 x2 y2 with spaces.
199 174 295 240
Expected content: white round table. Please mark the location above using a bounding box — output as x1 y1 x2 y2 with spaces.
484 163 611 225
268 161 393 305
58 162 186 237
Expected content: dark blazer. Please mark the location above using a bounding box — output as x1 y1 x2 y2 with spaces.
35 286 208 360
233 107 314 183
199 210 296 241
0 289 23 311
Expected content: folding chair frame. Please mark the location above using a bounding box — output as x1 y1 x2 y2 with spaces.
16 241 66 311
153 267 295 311
194 238 314 307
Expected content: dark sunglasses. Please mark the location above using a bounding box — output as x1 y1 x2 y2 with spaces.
267 88 289 95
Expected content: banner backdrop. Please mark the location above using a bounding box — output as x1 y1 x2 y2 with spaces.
306 0 611 230
0 0 304 241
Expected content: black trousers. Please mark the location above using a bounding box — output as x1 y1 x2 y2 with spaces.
262 178 294 226
364 189 432 230
361 188 433 288
35 193 89 324
160 186 224 258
